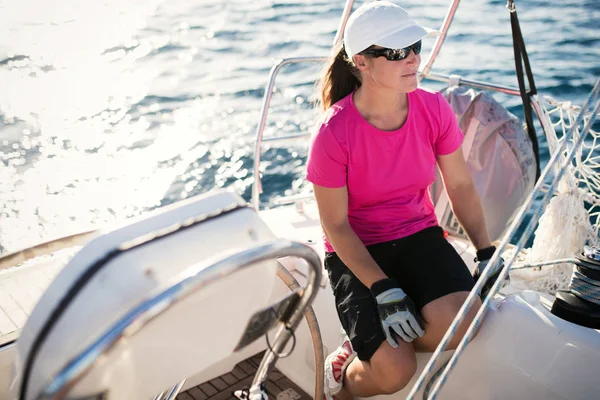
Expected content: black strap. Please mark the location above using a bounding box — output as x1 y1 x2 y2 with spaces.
370 278 398 297
476 246 497 262
508 0 541 180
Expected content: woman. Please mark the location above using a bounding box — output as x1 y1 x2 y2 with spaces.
306 2 499 399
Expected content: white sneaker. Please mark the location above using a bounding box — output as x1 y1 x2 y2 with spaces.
324 336 356 399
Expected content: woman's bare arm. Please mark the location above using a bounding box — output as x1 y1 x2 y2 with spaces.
313 184 388 287
436 148 492 250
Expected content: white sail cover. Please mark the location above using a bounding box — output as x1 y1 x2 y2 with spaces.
432 86 537 241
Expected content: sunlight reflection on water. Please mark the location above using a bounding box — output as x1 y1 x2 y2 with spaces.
0 0 598 252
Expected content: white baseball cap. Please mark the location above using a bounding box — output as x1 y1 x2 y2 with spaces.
343 1 440 59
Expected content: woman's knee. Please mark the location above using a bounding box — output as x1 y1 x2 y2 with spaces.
441 294 482 349
377 361 417 394
417 292 482 351
461 296 483 339
370 341 417 394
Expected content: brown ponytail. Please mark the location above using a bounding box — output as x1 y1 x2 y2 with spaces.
319 45 361 111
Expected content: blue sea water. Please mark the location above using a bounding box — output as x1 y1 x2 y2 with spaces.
0 0 598 253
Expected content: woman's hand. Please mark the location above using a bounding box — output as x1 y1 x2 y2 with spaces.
370 278 425 345
473 246 510 299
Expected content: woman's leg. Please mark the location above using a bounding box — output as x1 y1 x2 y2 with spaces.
340 340 416 398
336 292 481 398
334 292 481 399
340 227 482 397
326 229 481 398
324 248 418 399
388 227 481 352
413 291 482 352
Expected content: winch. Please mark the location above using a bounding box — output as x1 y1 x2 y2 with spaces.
551 246 600 329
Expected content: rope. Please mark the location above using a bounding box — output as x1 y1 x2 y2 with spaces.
570 269 600 306
422 359 450 400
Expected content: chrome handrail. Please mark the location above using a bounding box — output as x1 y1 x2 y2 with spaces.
153 380 186 400
420 0 461 79
36 239 322 399
331 0 356 49
247 245 323 397
251 56 327 210
424 72 521 96
276 264 324 400
251 0 357 210
262 132 310 143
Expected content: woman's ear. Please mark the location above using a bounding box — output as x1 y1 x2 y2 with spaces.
353 54 369 71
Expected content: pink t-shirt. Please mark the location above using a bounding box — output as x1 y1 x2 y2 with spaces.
306 88 463 253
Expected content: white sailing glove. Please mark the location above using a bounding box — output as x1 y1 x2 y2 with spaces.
370 278 425 346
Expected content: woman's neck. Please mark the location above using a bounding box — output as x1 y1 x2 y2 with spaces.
354 85 408 116
353 85 410 130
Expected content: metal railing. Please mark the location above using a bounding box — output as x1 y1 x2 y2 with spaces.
420 0 460 78
331 0 356 49
35 239 322 399
250 0 359 211
425 72 521 96
153 380 186 400
251 56 327 210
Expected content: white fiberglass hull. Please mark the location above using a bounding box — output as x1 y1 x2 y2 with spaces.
0 197 598 400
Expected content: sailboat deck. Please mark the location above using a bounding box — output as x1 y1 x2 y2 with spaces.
0 249 74 346
177 352 311 400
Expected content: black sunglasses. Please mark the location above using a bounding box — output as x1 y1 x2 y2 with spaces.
359 40 422 61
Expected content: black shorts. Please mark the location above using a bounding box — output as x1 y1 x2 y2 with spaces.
324 226 475 361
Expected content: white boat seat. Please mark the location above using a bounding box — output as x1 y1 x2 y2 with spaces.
12 190 288 400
